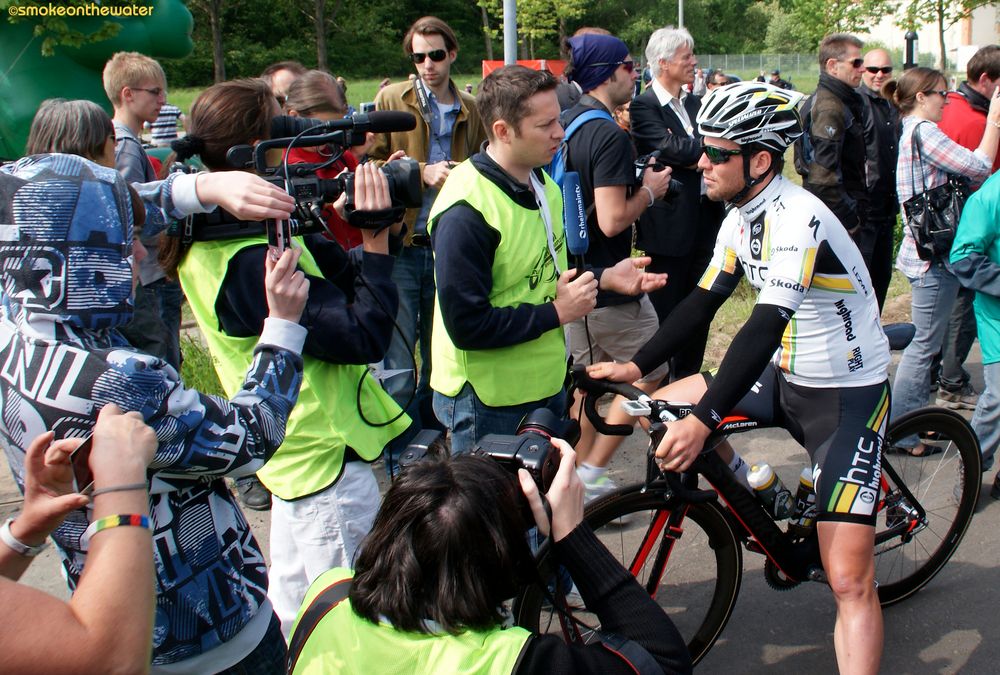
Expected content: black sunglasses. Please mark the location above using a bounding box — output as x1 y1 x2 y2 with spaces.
701 143 742 165
842 57 865 68
923 89 949 98
865 66 893 74
411 49 448 64
586 60 636 73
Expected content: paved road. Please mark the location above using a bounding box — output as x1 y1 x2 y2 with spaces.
4 348 997 673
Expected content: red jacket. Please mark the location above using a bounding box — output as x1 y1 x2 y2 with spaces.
938 83 1000 176
284 145 363 249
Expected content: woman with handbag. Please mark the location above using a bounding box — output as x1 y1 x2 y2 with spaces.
885 66 1000 456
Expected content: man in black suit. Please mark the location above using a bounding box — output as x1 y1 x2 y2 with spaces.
630 26 725 381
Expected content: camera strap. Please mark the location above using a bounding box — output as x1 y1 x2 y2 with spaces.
528 171 563 278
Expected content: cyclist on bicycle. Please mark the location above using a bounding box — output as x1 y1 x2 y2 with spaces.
589 82 891 674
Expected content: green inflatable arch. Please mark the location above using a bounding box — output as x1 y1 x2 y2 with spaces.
1 0 194 160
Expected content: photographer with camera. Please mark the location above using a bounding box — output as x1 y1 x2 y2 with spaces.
164 78 411 637
287 437 691 674
560 33 674 502
0 151 309 673
630 27 726 380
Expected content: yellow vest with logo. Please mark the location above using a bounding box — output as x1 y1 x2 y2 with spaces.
427 161 568 407
178 237 409 500
290 568 532 675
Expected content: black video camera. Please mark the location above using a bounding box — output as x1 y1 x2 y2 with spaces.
634 149 683 202
194 111 422 241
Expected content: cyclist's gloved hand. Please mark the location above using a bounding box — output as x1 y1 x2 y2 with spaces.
519 439 584 542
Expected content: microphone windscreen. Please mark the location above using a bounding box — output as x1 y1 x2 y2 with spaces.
365 110 418 133
562 171 589 257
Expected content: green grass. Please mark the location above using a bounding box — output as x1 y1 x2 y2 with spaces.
179 334 225 397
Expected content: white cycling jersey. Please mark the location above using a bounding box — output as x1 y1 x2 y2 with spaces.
699 175 890 387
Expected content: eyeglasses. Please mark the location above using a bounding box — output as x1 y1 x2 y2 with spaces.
841 58 864 68
923 89 949 97
701 143 743 165
132 87 165 97
411 49 448 64
587 60 636 73
865 66 893 74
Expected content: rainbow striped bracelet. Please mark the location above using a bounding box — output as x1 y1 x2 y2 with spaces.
81 514 150 547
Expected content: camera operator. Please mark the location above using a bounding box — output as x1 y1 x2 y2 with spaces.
287 440 692 674
560 33 673 502
163 78 411 637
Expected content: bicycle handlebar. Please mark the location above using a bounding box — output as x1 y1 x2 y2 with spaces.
571 365 645 436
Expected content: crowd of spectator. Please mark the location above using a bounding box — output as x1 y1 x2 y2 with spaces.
2 14 1000 674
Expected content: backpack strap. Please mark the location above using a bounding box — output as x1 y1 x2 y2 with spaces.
563 107 615 140
286 577 353 675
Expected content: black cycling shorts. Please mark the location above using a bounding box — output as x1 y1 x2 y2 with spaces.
707 363 891 527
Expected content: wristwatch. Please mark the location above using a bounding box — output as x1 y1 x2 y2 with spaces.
0 517 48 557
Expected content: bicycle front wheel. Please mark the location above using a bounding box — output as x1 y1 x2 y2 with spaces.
514 487 742 665
876 407 981 606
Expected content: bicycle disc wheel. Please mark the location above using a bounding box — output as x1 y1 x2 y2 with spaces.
513 487 742 665
876 407 981 606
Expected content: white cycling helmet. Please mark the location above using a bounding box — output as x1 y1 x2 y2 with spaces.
697 82 805 152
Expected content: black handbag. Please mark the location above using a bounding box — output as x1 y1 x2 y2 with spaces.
900 122 971 261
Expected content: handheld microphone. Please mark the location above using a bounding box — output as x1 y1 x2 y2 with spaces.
562 171 588 276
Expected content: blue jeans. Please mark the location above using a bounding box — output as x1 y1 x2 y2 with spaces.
382 245 437 475
215 612 286 675
971 361 1000 473
938 285 977 391
890 262 960 447
433 382 567 455
147 277 183 370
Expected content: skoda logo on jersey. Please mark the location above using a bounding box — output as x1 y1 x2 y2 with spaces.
750 239 762 257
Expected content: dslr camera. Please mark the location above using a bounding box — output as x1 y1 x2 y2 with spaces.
398 409 579 494
634 149 683 202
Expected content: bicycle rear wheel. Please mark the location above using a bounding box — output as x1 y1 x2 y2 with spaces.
513 487 742 665
876 407 981 606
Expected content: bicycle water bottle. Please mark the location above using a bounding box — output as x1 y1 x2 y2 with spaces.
747 463 793 520
787 467 818 538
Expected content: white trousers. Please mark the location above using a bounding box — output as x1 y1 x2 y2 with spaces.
267 461 380 638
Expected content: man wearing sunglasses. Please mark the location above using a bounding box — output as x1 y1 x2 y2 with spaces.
369 16 487 474
856 48 900 312
559 33 674 500
590 82 891 674
629 26 726 382
796 33 875 256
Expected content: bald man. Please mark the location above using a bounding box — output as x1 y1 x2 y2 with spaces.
856 48 898 311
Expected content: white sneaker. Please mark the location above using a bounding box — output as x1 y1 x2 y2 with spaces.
584 474 617 504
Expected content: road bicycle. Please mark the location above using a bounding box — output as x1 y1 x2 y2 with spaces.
513 360 983 665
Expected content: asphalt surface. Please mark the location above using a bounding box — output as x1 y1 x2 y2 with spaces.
4 347 998 674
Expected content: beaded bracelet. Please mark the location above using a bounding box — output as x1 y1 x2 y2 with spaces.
81 514 150 547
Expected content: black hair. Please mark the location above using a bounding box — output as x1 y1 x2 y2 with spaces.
349 454 535 634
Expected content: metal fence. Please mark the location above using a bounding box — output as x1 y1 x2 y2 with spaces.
697 54 821 78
